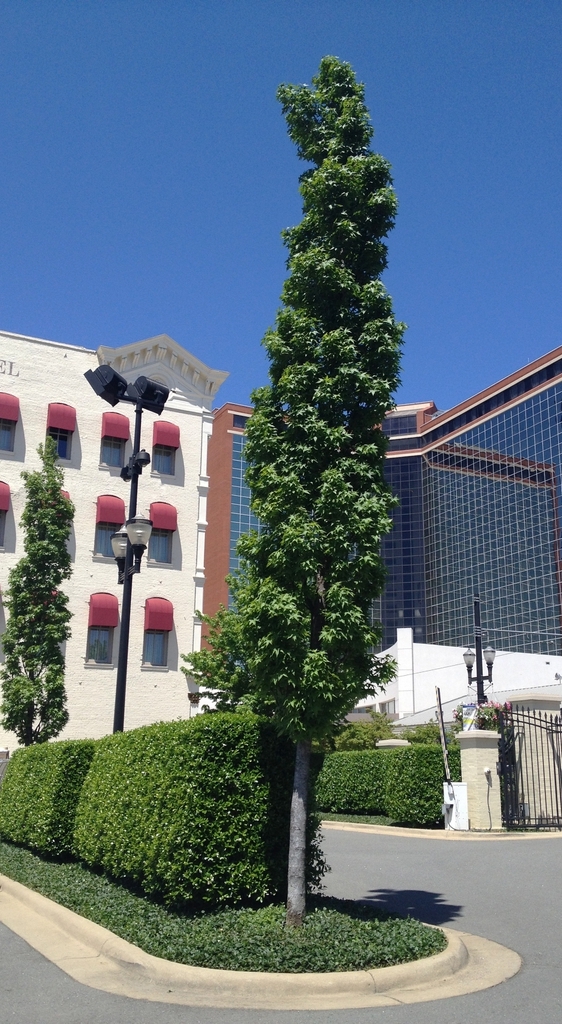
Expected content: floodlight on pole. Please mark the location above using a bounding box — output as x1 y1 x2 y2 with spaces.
84 364 169 732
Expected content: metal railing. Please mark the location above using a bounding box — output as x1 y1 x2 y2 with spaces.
498 706 562 830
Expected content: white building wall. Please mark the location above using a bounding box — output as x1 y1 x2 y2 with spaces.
366 627 562 721
0 330 227 749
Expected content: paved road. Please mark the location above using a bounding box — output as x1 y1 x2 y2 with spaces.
1 828 561 1023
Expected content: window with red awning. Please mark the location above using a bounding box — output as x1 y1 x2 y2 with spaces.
96 494 125 524
101 411 129 440
0 393 20 421
0 481 10 511
149 502 178 531
153 421 180 449
47 404 77 432
88 593 119 628
144 597 174 632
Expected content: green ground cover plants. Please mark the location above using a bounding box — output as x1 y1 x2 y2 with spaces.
320 812 397 825
0 841 446 972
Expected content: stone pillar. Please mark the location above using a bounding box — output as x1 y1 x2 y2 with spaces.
457 730 502 831
507 693 561 715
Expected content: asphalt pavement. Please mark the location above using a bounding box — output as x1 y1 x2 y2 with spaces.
1 826 561 1023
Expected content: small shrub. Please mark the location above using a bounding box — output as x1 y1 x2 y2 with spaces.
400 722 442 745
314 750 395 814
74 714 320 908
334 712 395 751
384 745 461 826
0 739 96 856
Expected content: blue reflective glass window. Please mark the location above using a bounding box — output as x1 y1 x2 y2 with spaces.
153 445 175 475
148 529 172 563
100 437 124 467
143 631 168 666
95 522 116 557
48 427 71 460
87 627 113 664
0 419 15 452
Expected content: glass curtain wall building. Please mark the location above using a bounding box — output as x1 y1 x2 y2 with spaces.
382 349 562 655
205 348 562 658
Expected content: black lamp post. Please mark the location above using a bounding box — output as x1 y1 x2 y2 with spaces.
463 591 496 705
85 364 169 732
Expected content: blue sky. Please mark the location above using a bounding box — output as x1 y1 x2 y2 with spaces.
0 1 560 411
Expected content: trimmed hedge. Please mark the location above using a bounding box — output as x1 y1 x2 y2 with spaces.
74 714 304 908
0 739 96 856
385 746 461 826
315 746 461 826
314 750 393 814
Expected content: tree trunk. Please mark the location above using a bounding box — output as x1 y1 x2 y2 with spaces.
286 738 311 928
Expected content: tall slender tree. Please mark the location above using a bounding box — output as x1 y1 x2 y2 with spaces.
184 56 404 927
1 438 74 745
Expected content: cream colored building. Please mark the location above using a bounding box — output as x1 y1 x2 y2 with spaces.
0 329 227 748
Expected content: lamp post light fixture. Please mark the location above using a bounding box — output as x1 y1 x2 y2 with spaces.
463 591 496 705
110 517 153 583
85 364 169 733
110 529 129 584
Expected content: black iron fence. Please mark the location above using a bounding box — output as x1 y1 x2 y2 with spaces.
498 706 562 830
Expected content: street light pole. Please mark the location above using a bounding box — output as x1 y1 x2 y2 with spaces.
85 365 169 734
113 399 143 734
463 590 496 705
473 591 485 706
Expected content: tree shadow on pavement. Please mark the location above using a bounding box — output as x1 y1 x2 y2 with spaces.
362 889 463 925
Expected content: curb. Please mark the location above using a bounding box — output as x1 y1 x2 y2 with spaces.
0 873 521 1009
322 820 562 840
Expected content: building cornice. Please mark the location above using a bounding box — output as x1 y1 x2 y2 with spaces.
420 344 562 437
97 334 229 403
0 328 94 355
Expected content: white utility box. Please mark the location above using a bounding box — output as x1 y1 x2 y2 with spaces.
442 782 469 831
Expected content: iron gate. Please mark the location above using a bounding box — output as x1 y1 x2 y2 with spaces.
498 706 562 829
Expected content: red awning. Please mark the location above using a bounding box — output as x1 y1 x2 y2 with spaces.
144 597 174 632
153 421 180 449
88 592 119 628
0 393 20 422
101 411 129 440
47 403 76 432
149 502 177 532
0 482 10 511
96 494 125 524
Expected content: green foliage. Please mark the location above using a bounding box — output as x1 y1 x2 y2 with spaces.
0 739 96 856
315 746 461 824
334 711 394 750
320 812 395 825
453 701 510 731
181 606 269 714
229 57 404 742
0 841 446 972
384 746 461 826
74 714 323 908
1 437 74 745
400 722 442 745
315 749 394 814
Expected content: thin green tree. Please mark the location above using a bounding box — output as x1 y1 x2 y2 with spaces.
1 437 75 745
185 56 404 926
243 56 404 926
